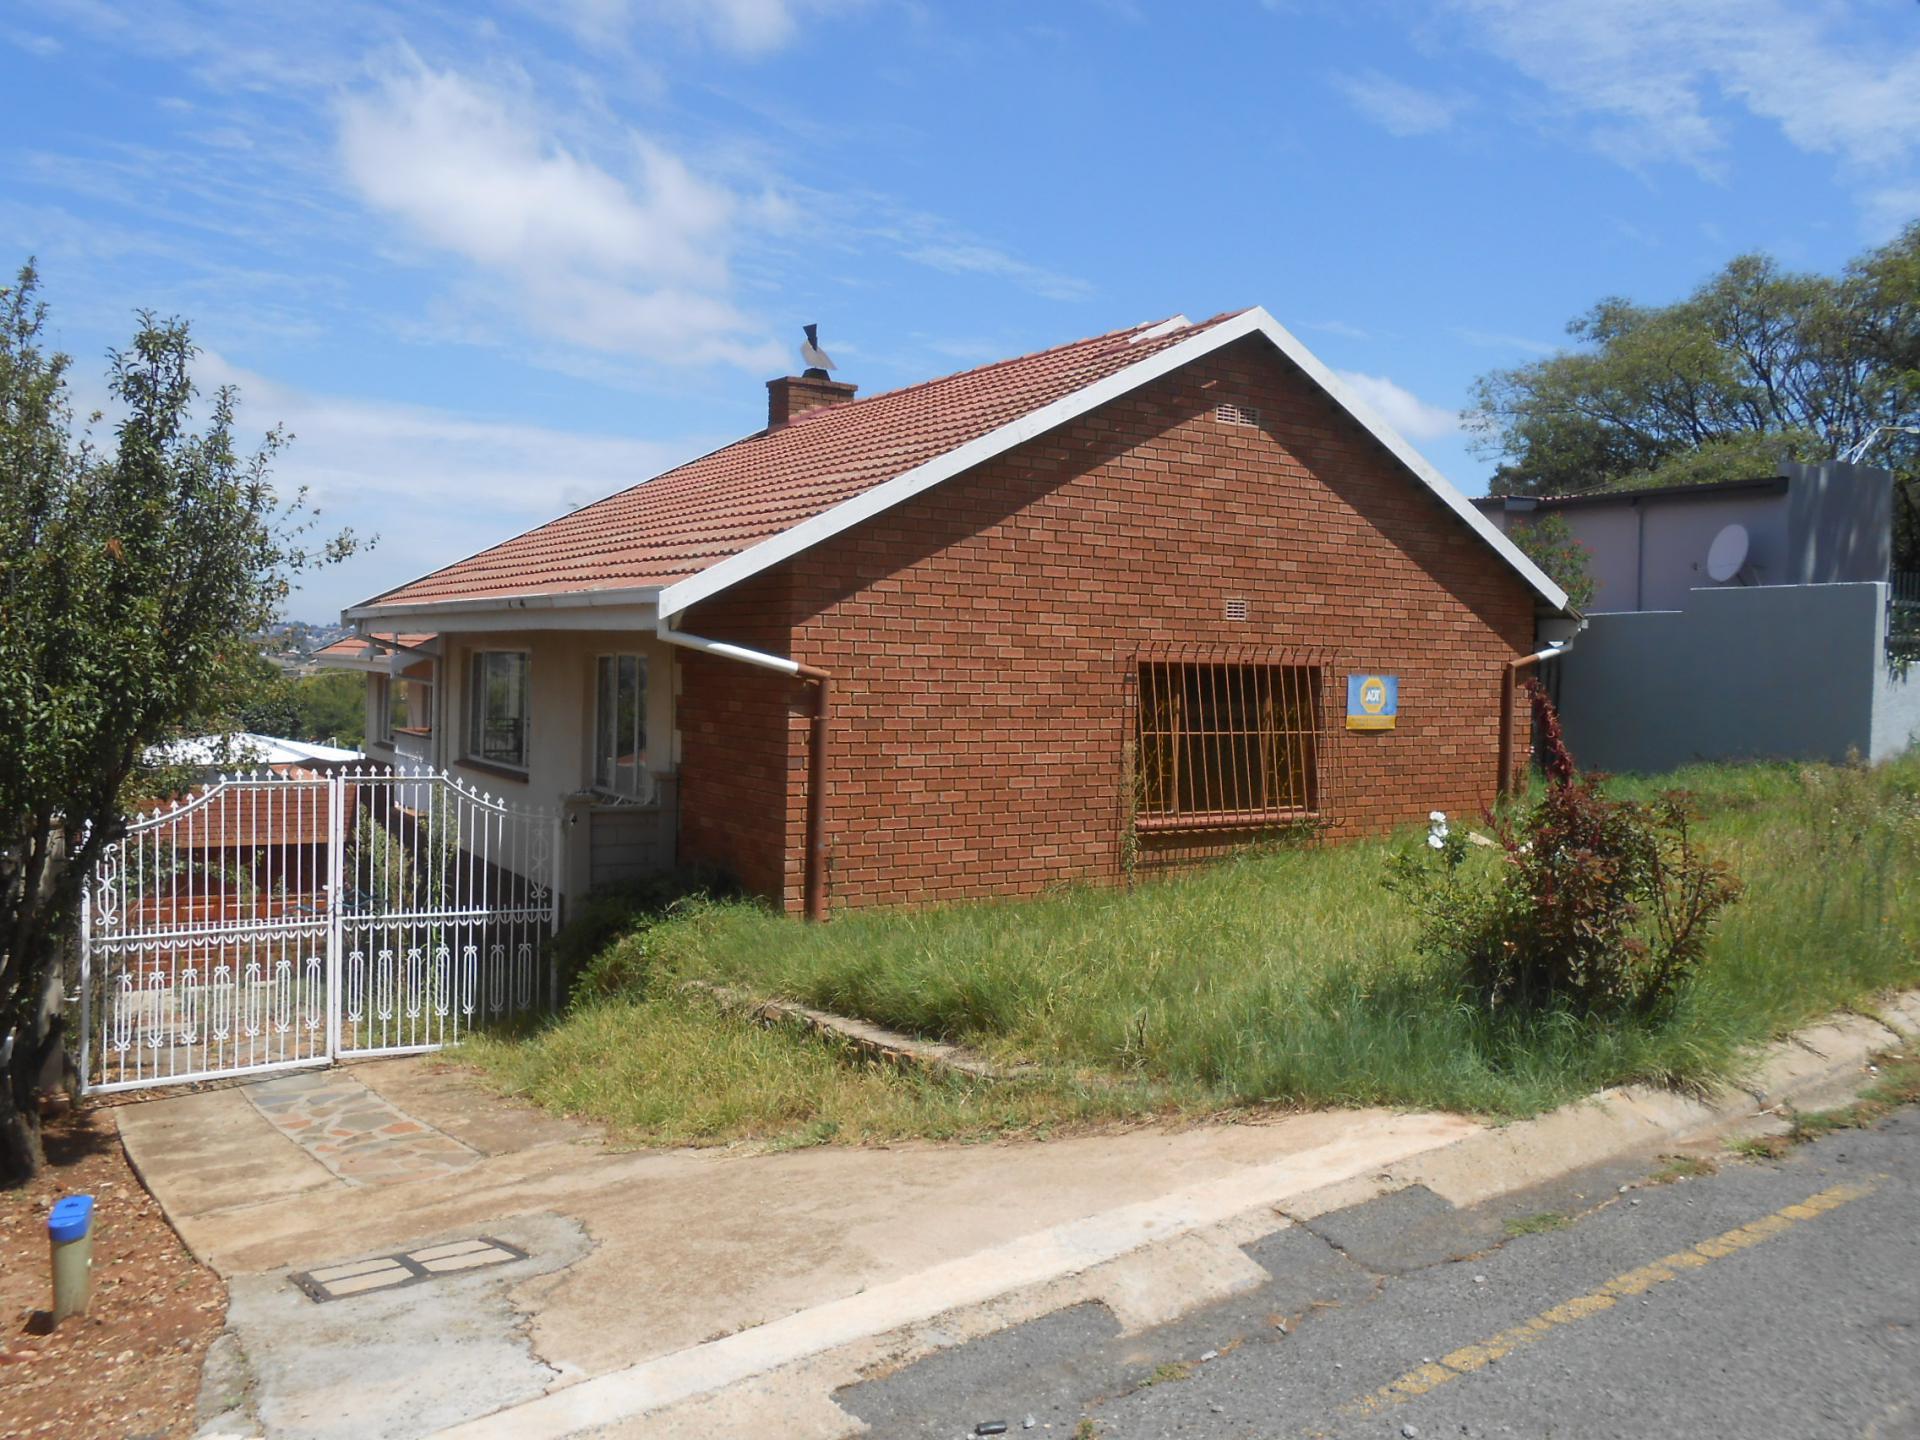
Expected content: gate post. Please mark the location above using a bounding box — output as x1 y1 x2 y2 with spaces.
78 878 92 1096
550 810 564 1012
325 769 345 1059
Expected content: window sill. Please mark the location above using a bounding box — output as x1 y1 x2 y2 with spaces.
460 757 530 784
1135 807 1319 834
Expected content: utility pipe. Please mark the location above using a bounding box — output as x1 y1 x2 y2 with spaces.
656 616 833 922
1497 642 1569 800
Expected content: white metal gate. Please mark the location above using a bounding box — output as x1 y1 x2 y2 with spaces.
81 767 559 1094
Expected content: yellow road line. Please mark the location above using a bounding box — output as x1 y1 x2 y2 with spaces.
1347 1181 1875 1417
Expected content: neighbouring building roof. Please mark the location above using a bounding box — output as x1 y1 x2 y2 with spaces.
312 632 438 672
143 771 351 850
1471 475 1792 512
146 733 364 769
351 309 1570 620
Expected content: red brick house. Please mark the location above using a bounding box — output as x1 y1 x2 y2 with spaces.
336 309 1575 916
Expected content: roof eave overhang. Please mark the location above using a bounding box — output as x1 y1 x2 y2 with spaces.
655 307 1571 623
344 586 662 634
312 636 442 677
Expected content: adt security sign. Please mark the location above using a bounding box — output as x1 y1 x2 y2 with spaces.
1346 674 1398 731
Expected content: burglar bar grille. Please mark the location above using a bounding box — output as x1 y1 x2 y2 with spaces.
1134 654 1330 831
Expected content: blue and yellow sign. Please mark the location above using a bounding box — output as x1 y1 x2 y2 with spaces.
1346 674 1398 731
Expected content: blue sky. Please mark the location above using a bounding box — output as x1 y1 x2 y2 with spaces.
5 1 1918 620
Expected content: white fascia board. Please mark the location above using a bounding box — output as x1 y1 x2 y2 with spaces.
657 307 1569 621
344 588 661 633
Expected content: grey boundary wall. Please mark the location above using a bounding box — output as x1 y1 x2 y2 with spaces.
1556 582 1920 774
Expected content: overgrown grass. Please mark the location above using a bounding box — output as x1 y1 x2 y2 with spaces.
464 756 1920 1147
461 993 1176 1148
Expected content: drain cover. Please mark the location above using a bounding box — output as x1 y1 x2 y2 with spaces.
293 1237 528 1302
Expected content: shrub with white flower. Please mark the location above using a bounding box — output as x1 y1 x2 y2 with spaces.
1386 676 1742 1018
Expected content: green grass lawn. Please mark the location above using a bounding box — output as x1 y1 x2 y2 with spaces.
462 756 1920 1148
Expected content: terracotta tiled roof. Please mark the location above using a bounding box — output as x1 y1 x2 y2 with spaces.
151 774 349 849
361 313 1246 610
313 632 435 662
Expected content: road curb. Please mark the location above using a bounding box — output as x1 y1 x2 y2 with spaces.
429 988 1920 1439
1275 993 1917 1226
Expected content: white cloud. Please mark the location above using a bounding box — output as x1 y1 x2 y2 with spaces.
6 27 62 57
1333 370 1460 441
902 241 1092 302
1449 0 1920 186
537 0 833 56
1334 71 1467 137
1304 319 1373 341
1455 327 1558 356
192 352 723 617
1864 182 1920 241
336 58 783 368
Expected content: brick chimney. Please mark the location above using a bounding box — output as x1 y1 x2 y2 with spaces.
767 374 857 428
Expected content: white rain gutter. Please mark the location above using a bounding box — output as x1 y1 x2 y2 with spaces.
654 616 804 677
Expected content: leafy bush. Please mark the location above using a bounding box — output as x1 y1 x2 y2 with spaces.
553 868 739 1003
1390 680 1742 1017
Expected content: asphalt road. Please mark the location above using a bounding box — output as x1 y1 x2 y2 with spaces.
838 1108 1920 1439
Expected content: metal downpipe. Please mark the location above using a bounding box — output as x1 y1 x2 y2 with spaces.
1498 642 1569 800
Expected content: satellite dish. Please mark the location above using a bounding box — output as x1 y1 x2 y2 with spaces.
1706 523 1749 583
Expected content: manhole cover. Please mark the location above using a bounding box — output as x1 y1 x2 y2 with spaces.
293 1237 528 1302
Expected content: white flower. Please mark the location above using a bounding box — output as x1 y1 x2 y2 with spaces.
1427 833 1446 850
1429 811 1447 824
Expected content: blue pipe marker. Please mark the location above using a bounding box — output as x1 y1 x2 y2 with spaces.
49 1194 93 1243
48 1193 95 1323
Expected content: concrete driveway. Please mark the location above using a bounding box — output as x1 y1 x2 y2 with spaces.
115 1057 1477 1439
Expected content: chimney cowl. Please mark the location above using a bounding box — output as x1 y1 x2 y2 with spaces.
767 374 857 428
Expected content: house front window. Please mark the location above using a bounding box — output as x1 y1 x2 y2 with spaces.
1134 657 1327 830
467 651 530 771
593 653 649 799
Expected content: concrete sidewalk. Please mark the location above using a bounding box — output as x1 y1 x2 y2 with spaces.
118 1059 1475 1439
119 989 1920 1440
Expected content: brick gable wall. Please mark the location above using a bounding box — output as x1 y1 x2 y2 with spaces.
678 336 1537 912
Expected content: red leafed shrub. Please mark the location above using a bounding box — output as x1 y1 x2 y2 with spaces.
1390 679 1742 1017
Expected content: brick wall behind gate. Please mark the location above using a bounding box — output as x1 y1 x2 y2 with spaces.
677 336 1538 913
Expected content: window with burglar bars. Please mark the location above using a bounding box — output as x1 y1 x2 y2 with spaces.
1134 656 1328 830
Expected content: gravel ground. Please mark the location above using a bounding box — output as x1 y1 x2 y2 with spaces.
1 1103 226 1439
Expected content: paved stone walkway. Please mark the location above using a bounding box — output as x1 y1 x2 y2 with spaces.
245 1068 481 1186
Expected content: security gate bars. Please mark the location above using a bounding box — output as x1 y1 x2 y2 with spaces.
81 767 559 1094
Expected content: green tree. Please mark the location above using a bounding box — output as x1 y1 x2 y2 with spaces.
224 654 366 749
0 262 356 1179
1510 512 1597 612
230 650 303 739
1467 224 1919 561
285 671 367 748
